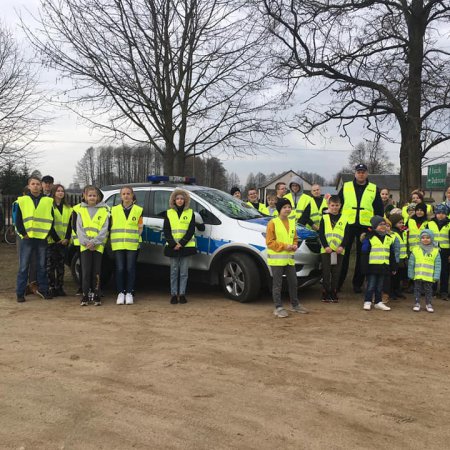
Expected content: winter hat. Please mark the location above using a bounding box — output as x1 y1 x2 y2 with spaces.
230 186 241 196
276 198 292 213
389 207 402 216
420 229 434 241
415 202 427 214
390 213 404 228
370 215 386 229
407 203 416 212
434 204 448 215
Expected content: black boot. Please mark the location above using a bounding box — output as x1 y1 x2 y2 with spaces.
170 295 178 304
179 295 187 304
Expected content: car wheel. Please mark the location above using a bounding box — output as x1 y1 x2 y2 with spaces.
70 251 81 285
220 253 261 302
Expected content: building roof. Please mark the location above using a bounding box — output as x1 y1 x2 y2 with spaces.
259 170 310 189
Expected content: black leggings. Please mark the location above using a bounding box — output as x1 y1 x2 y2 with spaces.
80 250 102 296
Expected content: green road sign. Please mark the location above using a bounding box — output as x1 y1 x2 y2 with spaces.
426 163 447 189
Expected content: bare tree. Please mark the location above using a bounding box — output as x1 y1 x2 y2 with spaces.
0 23 47 164
258 0 450 203
345 141 395 174
29 0 283 175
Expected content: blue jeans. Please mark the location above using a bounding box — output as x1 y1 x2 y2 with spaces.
16 238 48 297
170 256 190 295
364 273 384 304
114 250 137 293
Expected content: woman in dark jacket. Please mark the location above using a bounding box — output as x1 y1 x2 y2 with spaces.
163 189 197 304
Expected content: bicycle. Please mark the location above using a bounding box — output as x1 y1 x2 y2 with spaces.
4 224 16 245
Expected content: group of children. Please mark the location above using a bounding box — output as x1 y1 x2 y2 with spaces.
15 177 197 307
266 190 447 317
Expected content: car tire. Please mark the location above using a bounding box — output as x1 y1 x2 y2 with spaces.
70 251 113 287
220 253 261 303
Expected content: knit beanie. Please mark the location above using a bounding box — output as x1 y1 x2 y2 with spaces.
276 198 292 213
434 204 448 215
389 207 402 216
389 213 404 228
230 186 241 196
415 202 427 214
370 215 386 229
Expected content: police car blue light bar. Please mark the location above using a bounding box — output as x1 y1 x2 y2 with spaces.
147 175 196 184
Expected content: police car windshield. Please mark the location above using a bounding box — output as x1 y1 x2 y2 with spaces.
195 189 263 219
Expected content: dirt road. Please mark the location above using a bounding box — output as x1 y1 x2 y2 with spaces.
1 243 450 449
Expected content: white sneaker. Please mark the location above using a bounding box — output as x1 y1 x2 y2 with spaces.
412 304 421 312
116 292 125 305
374 302 391 311
363 302 372 311
426 304 434 313
125 293 134 305
273 307 289 318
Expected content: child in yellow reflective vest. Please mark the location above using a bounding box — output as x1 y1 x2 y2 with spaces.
389 214 408 299
76 185 110 306
408 229 441 313
361 216 397 311
266 193 279 217
266 198 309 318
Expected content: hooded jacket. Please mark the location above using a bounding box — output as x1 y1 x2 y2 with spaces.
360 229 398 275
284 175 312 225
76 201 110 247
408 229 441 281
163 189 197 257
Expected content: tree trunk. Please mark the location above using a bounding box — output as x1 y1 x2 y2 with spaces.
399 128 422 205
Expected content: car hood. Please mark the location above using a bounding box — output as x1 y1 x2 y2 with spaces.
239 218 318 239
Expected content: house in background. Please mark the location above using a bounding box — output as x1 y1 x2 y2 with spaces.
257 170 311 202
336 174 450 204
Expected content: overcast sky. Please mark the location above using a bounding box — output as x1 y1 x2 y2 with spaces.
3 1 448 187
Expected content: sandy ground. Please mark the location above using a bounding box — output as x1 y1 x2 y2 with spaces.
1 242 450 449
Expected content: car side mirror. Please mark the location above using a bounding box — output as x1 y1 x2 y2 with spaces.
194 212 205 231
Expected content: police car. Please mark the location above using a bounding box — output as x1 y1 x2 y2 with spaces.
70 176 321 302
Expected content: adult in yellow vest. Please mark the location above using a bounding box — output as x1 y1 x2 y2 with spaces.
338 163 384 293
164 189 197 305
283 176 312 224
246 188 268 215
77 186 110 306
309 183 328 230
15 176 57 302
47 184 73 297
408 229 441 313
426 204 450 299
266 198 308 317
361 216 397 311
110 186 144 305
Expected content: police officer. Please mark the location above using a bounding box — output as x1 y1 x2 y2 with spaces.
338 164 384 292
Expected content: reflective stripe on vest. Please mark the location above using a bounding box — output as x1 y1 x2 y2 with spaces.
267 217 296 266
342 181 376 226
71 203 82 246
166 208 196 248
407 218 428 249
427 222 450 249
246 201 268 215
310 197 328 226
368 235 392 265
79 206 109 253
284 193 311 221
411 247 439 282
16 196 53 239
110 204 143 251
49 204 73 244
320 214 347 255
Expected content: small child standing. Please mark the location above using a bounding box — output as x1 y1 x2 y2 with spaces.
77 186 110 306
361 216 397 311
389 214 408 298
266 194 279 217
318 195 348 302
266 198 309 317
426 204 450 299
407 203 428 251
408 229 441 312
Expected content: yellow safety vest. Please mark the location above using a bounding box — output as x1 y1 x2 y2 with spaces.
79 206 109 253
407 218 428 249
427 222 450 249
166 208 196 248
266 207 279 217
320 214 347 255
246 201 268 215
48 204 73 244
411 247 440 282
342 181 377 226
368 234 393 265
267 217 296 266
110 204 143 251
284 193 311 221
71 203 81 246
393 229 407 260
16 195 53 239
310 197 328 227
